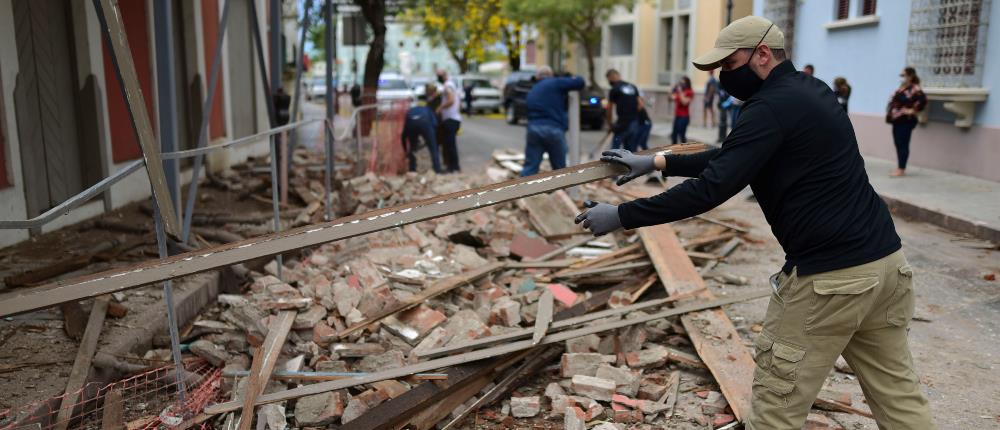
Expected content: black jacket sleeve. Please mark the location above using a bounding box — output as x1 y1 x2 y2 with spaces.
663 149 720 178
618 101 783 229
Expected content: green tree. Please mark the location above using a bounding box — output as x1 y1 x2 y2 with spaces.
403 0 523 73
505 0 634 86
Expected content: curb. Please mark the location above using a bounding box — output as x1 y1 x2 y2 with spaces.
879 192 1000 244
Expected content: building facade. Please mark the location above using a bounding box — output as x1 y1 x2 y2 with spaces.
0 0 292 248
757 0 998 181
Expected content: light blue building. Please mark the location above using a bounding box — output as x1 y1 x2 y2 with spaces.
755 0 998 181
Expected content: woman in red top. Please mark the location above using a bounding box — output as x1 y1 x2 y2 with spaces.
671 76 694 144
887 67 927 177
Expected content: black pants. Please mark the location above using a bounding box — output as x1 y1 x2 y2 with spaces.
440 119 461 173
892 121 917 169
402 120 443 173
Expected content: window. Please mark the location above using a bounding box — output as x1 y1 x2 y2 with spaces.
657 1 691 86
907 0 989 87
836 0 850 20
861 0 877 15
609 24 633 56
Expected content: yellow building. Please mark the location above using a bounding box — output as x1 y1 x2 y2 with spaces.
534 0 754 122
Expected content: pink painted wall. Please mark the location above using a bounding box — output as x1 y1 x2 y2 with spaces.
850 113 1000 183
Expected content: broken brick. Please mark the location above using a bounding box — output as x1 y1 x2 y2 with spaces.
563 406 587 430
372 380 410 399
561 353 608 377
293 305 327 330
355 350 405 373
509 233 558 260
489 298 522 327
509 396 541 418
546 283 578 307
607 290 633 309
188 340 229 367
700 391 729 415
312 321 337 347
804 413 840 429
625 345 670 369
571 375 616 401
565 334 601 353
383 304 447 344
610 402 643 423
713 413 736 427
596 364 642 397
294 390 347 427
332 280 363 317
330 342 385 358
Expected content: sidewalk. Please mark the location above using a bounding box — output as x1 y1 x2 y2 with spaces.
650 121 1000 243
865 157 1000 243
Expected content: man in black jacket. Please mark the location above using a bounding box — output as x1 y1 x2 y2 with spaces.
574 16 935 430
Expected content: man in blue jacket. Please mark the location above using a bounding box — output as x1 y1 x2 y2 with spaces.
401 85 443 173
521 66 585 176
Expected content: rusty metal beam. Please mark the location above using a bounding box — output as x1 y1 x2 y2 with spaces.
0 144 707 317
92 0 180 237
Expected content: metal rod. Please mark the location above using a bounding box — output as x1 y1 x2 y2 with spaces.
269 137 283 280
324 0 336 221
287 0 314 170
249 0 278 125
0 144 707 317
162 119 320 160
92 0 181 237
0 160 142 229
153 202 187 403
181 0 233 243
153 0 180 219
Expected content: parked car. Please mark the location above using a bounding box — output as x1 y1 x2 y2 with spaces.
410 76 433 100
502 69 537 111
376 73 416 102
305 77 331 101
455 75 502 114
504 75 606 130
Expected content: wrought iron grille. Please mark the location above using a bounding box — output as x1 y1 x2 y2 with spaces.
907 0 992 87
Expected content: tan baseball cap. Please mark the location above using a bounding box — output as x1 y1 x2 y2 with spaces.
692 16 785 71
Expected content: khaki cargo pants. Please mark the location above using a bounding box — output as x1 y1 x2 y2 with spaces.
746 250 936 430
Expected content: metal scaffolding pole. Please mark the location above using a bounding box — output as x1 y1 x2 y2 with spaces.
324 0 336 221
288 0 314 172
153 0 180 218
250 0 284 279
181 0 233 243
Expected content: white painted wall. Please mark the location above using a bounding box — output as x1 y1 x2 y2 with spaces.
0 0 29 248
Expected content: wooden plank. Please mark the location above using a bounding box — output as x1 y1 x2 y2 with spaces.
639 224 755 421
0 144 708 317
201 288 771 415
337 262 504 338
100 389 124 430
236 310 295 430
525 235 593 262
94 0 180 237
237 346 266 430
682 231 737 249
532 290 553 345
699 237 742 276
54 296 110 430
505 259 580 269
519 189 580 237
555 261 651 279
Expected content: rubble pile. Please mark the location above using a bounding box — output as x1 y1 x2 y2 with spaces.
147 161 852 429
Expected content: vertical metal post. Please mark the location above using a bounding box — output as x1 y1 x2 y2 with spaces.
324 0 336 221
153 0 180 219
182 0 233 243
250 0 283 279
270 0 282 92
269 139 283 280
568 91 581 166
288 0 314 167
152 202 187 403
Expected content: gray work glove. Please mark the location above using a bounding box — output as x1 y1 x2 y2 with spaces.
601 149 657 186
574 200 622 236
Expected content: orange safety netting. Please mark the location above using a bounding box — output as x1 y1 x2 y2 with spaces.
367 100 410 176
0 359 219 430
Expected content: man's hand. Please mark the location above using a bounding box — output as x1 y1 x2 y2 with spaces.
601 149 657 186
574 201 622 236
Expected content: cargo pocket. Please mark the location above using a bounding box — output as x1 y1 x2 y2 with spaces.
805 274 879 336
752 332 774 370
771 342 805 380
887 265 915 327
751 333 803 398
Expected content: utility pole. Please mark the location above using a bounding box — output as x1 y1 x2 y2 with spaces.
324 0 336 221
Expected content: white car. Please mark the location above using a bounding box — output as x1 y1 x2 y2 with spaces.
376 74 416 103
306 77 327 101
456 75 502 114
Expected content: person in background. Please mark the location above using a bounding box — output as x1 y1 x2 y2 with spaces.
400 84 443 173
717 85 731 143
671 76 694 144
606 69 643 151
703 70 719 127
436 70 463 173
887 67 927 177
833 77 851 112
803 64 815 76
521 66 585 176
464 80 475 115
635 104 653 151
729 95 744 125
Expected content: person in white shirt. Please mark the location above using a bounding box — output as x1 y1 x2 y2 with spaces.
435 70 463 173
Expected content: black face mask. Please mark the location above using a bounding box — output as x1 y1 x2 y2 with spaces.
719 23 773 101
437 75 446 84
719 58 763 101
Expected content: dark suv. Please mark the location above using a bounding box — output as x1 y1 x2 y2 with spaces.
503 73 606 130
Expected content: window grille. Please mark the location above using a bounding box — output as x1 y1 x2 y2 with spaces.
907 0 991 87
837 0 851 19
862 0 878 15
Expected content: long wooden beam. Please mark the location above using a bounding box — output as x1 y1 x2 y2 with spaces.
202 289 768 415
0 144 706 317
